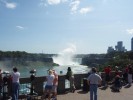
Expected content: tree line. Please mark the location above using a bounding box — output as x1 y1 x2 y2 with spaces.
81 51 133 71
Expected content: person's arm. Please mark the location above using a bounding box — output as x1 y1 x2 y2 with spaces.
98 76 102 86
99 80 102 86
87 80 90 85
87 76 90 85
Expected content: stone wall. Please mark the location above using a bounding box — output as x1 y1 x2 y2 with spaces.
17 71 122 96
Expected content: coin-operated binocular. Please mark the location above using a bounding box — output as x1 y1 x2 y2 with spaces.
29 69 36 95
30 69 36 82
2 71 12 100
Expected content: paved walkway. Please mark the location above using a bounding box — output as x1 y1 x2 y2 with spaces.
57 85 133 100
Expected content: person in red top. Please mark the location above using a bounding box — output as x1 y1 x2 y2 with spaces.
104 65 111 86
115 66 120 76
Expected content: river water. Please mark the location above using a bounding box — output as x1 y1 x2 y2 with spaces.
0 64 90 78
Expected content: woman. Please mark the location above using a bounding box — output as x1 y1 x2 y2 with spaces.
42 70 55 100
66 67 76 93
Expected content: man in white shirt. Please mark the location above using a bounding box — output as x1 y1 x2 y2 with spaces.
11 67 20 100
87 67 102 100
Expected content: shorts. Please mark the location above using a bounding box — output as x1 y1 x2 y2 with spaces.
52 85 57 92
45 85 53 91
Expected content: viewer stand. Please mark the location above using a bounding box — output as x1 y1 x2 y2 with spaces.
27 69 38 100
2 71 12 100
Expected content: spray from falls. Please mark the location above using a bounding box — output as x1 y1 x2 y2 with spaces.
53 44 79 66
52 44 90 75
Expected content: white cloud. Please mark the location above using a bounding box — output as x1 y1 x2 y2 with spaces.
6 2 17 9
47 0 61 5
0 0 17 9
70 0 80 14
79 7 93 14
126 29 133 34
39 0 68 6
16 26 24 30
39 0 47 7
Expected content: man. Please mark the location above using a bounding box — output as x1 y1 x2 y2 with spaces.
104 65 111 86
11 67 20 100
87 67 102 100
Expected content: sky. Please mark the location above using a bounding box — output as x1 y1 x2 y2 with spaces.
0 0 133 54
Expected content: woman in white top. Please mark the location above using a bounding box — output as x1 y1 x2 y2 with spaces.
11 67 20 100
42 70 55 100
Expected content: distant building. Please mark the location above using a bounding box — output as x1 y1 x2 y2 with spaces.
131 37 133 51
107 46 115 53
115 41 126 52
107 41 127 53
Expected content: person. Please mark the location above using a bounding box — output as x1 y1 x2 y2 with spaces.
87 67 102 100
128 65 133 86
0 69 2 97
11 67 20 100
104 65 111 86
42 70 55 100
111 75 122 92
122 66 128 85
52 70 58 100
114 66 120 76
66 67 76 93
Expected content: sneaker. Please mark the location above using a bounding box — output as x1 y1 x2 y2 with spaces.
52 97 57 100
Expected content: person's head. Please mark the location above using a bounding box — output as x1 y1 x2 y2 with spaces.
13 67 18 72
92 67 97 73
115 75 120 80
67 67 71 71
48 69 53 75
53 70 58 77
108 65 111 68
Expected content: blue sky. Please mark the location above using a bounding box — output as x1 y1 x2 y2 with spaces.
0 0 133 54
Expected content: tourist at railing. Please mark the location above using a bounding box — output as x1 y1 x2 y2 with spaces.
104 65 112 87
114 66 120 76
110 75 122 92
0 69 2 98
127 65 133 86
11 67 20 100
52 70 58 100
66 67 76 93
122 66 128 85
42 69 55 100
87 67 102 100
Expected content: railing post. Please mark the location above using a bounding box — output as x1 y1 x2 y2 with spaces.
57 75 65 94
34 77 45 95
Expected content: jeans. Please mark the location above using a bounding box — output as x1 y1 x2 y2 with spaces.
90 84 98 100
12 82 20 100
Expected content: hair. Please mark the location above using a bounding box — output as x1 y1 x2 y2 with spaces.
13 67 18 72
49 70 53 75
92 67 97 73
67 67 71 71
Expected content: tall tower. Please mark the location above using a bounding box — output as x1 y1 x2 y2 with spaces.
115 41 123 51
131 37 133 51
